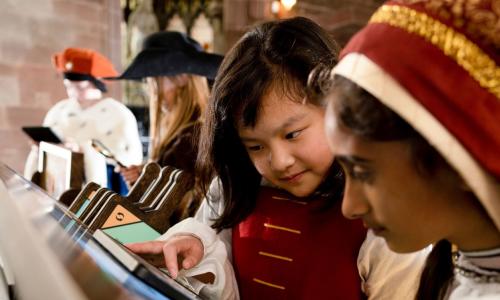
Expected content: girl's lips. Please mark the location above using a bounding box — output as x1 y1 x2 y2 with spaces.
363 221 386 235
371 227 386 236
280 171 306 183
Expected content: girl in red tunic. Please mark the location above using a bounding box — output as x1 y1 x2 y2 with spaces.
128 17 428 300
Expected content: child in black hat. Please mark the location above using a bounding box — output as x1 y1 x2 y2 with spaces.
115 31 223 221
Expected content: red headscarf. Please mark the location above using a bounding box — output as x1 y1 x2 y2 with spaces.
334 0 500 229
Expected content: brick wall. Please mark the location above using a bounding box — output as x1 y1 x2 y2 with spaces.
0 0 122 174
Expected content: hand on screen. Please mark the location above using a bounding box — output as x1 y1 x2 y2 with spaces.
126 234 204 279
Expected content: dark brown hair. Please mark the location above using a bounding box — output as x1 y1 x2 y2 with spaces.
327 75 454 300
196 17 341 231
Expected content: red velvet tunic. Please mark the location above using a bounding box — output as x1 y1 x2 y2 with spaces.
232 187 367 299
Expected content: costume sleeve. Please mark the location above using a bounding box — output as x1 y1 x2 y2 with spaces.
81 141 108 187
193 178 233 255
358 230 430 299
156 178 238 299
42 101 64 128
41 100 71 141
109 100 143 166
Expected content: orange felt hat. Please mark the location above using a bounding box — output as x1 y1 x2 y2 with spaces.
334 0 500 229
52 47 118 78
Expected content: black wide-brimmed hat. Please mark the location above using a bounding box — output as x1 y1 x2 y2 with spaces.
113 31 223 80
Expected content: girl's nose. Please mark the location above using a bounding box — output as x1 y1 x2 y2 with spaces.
268 145 294 172
341 179 369 219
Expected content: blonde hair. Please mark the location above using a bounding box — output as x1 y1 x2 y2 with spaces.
149 74 208 161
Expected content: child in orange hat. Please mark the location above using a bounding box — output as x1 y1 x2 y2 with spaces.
24 48 143 193
324 0 500 299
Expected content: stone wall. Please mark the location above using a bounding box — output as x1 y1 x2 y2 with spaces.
0 0 122 173
0 0 384 174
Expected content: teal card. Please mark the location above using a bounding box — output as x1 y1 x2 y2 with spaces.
102 222 161 244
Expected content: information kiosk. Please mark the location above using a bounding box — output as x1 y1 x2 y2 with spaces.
0 163 201 300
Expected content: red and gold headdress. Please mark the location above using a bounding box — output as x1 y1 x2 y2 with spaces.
334 0 500 228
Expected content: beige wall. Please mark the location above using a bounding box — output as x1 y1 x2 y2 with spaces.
0 0 122 174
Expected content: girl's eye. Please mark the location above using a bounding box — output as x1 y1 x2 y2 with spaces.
247 145 263 152
285 129 302 139
351 170 372 182
346 165 374 183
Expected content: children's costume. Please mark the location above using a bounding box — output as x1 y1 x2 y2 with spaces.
160 179 430 299
109 31 222 207
112 31 223 81
42 97 143 185
110 31 222 173
333 0 500 298
24 48 143 188
448 248 500 299
231 186 365 299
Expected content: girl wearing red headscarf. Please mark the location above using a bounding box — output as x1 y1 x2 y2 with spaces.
324 1 500 299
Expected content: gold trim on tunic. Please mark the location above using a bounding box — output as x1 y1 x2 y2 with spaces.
253 278 286 290
258 251 294 262
264 223 301 234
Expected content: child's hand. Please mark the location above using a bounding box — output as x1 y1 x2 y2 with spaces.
119 164 143 186
126 235 204 279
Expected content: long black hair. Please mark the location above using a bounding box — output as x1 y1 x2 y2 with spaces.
195 17 341 231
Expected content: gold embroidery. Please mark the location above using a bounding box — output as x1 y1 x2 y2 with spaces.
370 5 500 99
258 251 294 262
271 195 307 205
253 278 286 290
393 0 500 48
264 223 301 234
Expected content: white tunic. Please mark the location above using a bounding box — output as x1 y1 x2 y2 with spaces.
160 179 431 300
24 98 143 187
447 248 500 299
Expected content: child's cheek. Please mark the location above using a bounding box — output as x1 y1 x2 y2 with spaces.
252 158 271 180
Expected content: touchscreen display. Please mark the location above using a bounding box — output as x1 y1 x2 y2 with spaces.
0 164 201 300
